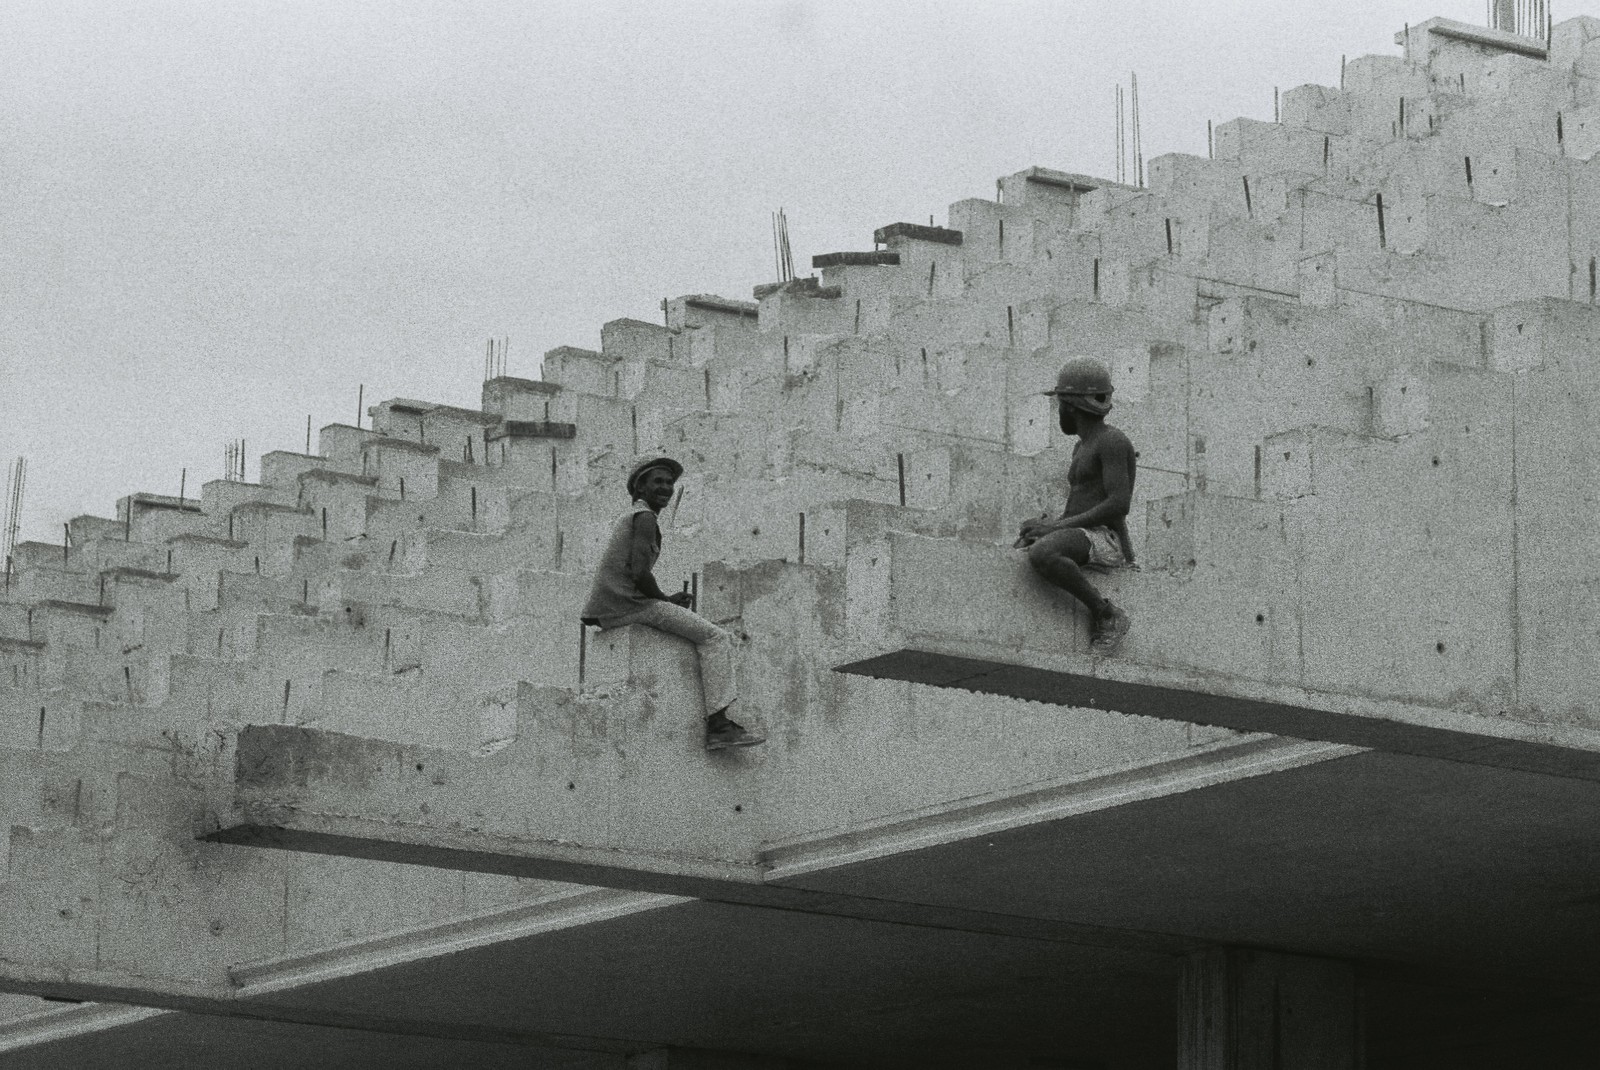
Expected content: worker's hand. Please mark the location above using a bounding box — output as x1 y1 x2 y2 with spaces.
666 591 696 610
1014 515 1052 549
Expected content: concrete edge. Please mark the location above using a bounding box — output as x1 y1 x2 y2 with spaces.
232 887 687 994
205 813 767 894
0 1003 169 1055
837 642 1600 782
762 735 1359 878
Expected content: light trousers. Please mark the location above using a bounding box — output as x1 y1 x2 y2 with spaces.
607 600 738 716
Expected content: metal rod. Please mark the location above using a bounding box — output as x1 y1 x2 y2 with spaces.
357 385 364 430
1131 71 1142 187
1116 85 1124 183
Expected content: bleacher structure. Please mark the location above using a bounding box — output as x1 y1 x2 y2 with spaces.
5 14 1600 1069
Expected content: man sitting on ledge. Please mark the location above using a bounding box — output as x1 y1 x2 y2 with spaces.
1015 357 1136 654
581 456 765 751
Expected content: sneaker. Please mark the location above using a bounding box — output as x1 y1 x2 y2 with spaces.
1090 603 1131 655
706 719 766 751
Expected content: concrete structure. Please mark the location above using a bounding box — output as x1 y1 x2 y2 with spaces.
5 15 1600 1068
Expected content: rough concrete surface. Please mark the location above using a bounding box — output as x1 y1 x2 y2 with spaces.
7 13 1600 1069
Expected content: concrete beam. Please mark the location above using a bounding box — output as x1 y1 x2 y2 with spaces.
203 712 1366 961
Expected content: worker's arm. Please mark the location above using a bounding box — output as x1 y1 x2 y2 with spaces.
1057 436 1135 529
1015 434 1137 546
627 512 693 606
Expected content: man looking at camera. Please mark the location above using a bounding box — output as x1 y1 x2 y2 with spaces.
581 456 764 751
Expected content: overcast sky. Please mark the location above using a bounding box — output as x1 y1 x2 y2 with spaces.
0 0 1551 544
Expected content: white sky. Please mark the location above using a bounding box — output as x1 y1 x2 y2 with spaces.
0 0 1558 543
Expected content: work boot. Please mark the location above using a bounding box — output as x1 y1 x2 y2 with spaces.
705 712 765 751
1090 602 1131 655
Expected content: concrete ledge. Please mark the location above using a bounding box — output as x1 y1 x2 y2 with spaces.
811 251 901 268
96 567 176 584
0 1004 169 1056
835 649 1600 783
873 222 963 246
166 533 247 549
752 278 842 301
0 637 45 653
682 294 759 319
124 494 203 514
297 470 379 488
1408 16 1549 59
358 435 440 456
1020 167 1101 192
486 421 577 442
206 812 765 894
34 600 114 619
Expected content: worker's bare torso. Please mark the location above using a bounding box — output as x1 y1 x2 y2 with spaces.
1064 424 1137 527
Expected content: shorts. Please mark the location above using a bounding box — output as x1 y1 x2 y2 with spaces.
1082 526 1130 568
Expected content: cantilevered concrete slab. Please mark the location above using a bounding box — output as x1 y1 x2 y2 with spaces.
16 11 1600 1065
204 713 1600 988
835 649 1600 782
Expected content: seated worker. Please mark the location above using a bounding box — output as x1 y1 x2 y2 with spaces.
581 457 764 751
1015 357 1136 654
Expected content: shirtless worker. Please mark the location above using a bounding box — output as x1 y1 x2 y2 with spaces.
581 457 765 751
1015 357 1135 654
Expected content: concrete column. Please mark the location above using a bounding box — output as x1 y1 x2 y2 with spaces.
1178 948 1361 1070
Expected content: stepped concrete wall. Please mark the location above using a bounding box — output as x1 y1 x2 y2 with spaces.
7 13 1600 1065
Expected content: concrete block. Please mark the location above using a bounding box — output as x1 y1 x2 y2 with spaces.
259 451 327 492
359 437 440 501
296 470 380 544
487 568 592 625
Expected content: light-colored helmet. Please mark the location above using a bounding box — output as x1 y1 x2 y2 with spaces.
1043 357 1114 416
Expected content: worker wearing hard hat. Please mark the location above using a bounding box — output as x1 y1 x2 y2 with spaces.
1015 357 1136 654
581 456 764 751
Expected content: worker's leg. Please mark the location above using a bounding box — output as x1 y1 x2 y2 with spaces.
1026 528 1108 613
622 600 738 716
1026 528 1130 651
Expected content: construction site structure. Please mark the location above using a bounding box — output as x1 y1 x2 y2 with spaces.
5 13 1600 1069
